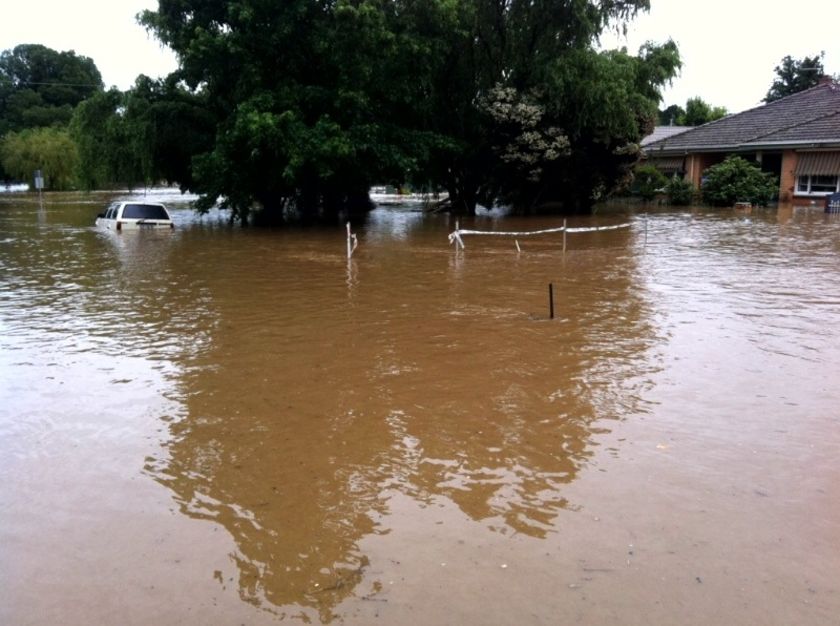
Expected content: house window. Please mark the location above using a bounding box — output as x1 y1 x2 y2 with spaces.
796 174 840 195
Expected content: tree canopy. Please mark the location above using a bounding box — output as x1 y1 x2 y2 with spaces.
136 0 679 220
658 97 726 126
0 44 103 135
764 53 825 103
0 126 78 190
0 43 102 186
71 76 214 191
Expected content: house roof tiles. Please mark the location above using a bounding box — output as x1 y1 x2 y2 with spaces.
640 125 692 146
644 81 840 153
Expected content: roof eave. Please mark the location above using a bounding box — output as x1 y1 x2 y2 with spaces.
643 139 840 155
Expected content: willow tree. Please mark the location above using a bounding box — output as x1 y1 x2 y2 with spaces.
71 77 214 190
0 127 78 190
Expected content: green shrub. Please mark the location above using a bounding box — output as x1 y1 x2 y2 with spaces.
665 175 694 205
633 164 668 201
701 155 777 206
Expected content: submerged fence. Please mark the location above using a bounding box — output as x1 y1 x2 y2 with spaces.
346 217 639 258
447 219 634 250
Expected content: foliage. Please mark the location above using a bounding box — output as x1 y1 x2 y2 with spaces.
0 126 78 190
401 1 673 214
764 53 825 103
701 156 776 207
140 0 435 222
70 77 215 190
138 0 680 220
658 104 685 126
682 97 727 126
659 97 726 126
664 175 694 205
525 41 681 212
70 89 134 189
0 44 102 136
478 85 571 188
632 164 667 200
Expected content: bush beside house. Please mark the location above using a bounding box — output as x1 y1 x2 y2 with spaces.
701 156 777 206
665 176 694 205
632 164 668 201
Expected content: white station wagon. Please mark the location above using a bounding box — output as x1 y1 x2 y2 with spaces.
96 202 174 231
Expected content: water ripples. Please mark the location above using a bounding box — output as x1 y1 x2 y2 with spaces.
4 197 840 620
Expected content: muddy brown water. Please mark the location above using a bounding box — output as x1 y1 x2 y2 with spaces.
1 191 839 625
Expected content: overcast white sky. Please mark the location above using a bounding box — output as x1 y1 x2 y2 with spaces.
602 0 840 113
0 0 176 91
1 0 838 115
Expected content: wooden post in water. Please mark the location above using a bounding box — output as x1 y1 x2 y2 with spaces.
562 219 567 253
346 222 352 259
346 222 358 259
453 220 465 250
548 283 555 320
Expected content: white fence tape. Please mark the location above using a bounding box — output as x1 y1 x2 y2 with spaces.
448 222 631 248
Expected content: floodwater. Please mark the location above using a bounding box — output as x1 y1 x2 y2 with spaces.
1 191 839 625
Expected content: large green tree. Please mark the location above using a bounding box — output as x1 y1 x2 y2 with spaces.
764 53 826 103
141 0 436 222
406 1 679 213
140 0 678 220
0 44 103 135
486 41 681 212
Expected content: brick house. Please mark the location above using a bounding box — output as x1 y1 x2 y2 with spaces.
643 78 840 205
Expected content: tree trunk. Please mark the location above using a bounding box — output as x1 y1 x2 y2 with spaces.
446 170 478 215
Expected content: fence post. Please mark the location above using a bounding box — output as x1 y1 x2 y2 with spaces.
346 222 352 259
548 283 554 319
346 222 358 259
562 219 567 253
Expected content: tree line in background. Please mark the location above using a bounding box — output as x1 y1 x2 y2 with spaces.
658 96 727 127
0 44 102 190
0 2 832 220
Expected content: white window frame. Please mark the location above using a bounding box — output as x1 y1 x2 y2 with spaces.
795 174 840 196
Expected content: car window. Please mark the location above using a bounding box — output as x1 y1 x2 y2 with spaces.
121 204 170 220
106 206 116 219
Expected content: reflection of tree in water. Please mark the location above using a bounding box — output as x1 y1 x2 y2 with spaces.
146 229 658 620
381 273 657 538
148 344 399 622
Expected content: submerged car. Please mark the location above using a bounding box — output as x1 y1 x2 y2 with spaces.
96 202 174 230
